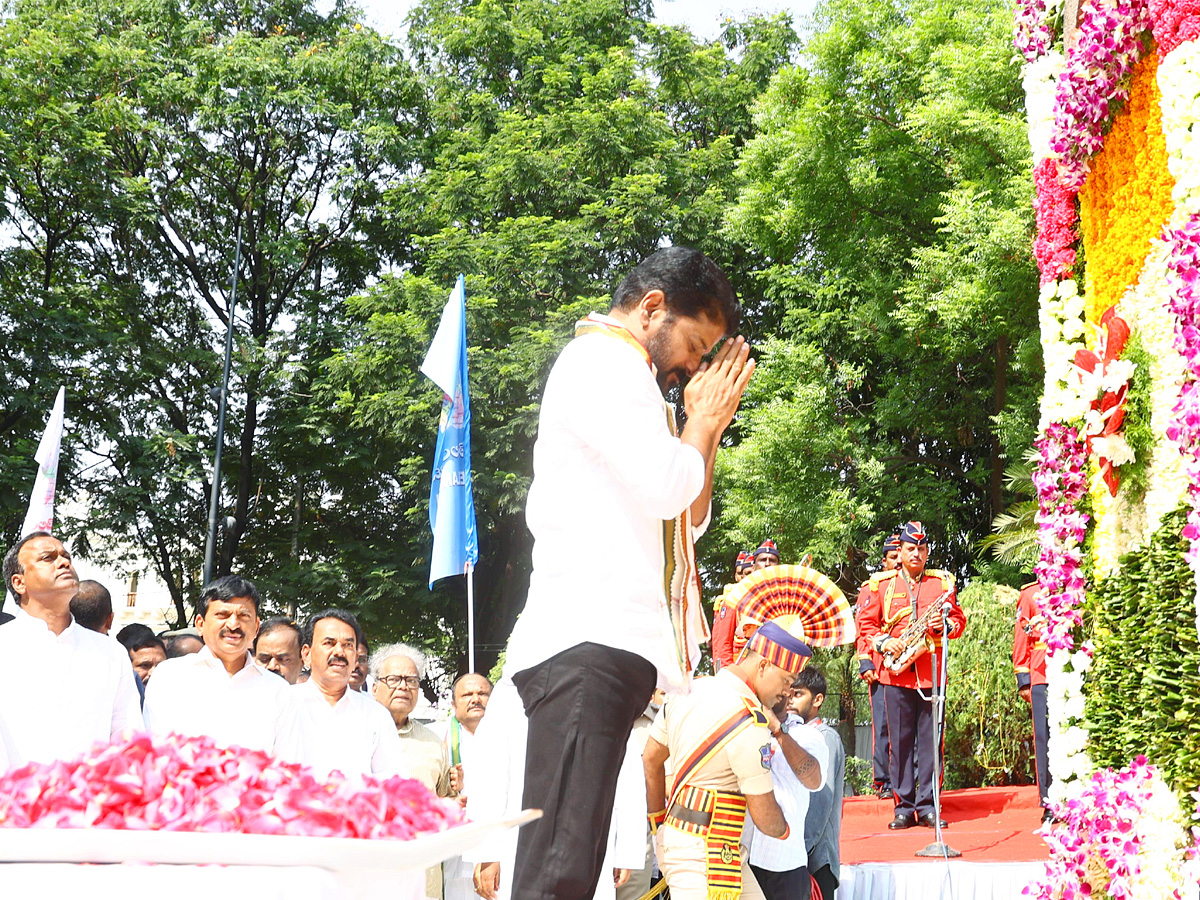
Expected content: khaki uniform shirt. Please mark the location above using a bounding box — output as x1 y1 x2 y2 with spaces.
651 669 774 797
396 718 453 796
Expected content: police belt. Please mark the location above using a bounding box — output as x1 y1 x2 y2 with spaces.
667 801 713 829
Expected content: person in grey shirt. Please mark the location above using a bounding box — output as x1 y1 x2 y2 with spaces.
794 667 845 900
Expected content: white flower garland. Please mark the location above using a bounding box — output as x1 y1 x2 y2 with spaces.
1039 277 1093 430
1025 49 1068 162
1119 241 1190 543
1158 38 1200 644
1159 40 1200 218
1046 645 1095 795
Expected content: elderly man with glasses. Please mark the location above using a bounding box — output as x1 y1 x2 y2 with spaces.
370 642 452 796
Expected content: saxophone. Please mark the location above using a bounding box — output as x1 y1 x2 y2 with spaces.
881 589 953 674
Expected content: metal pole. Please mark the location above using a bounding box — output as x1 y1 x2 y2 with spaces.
202 224 243 588
466 560 476 673
916 603 962 858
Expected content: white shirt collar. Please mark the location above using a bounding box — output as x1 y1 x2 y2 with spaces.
192 644 266 679
11 607 79 644
297 675 355 707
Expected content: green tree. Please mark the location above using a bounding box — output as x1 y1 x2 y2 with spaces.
0 0 423 627
328 0 801 671
0 0 211 609
719 0 1040 590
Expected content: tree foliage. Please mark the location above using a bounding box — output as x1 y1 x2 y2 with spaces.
325 0 801 669
0 0 1048 770
714 0 1040 593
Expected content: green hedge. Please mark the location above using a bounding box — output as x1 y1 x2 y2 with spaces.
943 581 1037 789
1086 506 1200 791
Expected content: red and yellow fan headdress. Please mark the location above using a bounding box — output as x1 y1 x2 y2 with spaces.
726 564 856 664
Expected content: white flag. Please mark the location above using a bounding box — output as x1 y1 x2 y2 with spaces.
21 387 66 537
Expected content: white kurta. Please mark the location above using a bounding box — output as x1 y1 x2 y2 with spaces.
143 647 288 753
273 679 406 778
0 610 142 767
503 317 709 692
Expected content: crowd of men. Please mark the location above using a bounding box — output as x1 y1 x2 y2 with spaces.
0 247 1050 900
0 534 495 865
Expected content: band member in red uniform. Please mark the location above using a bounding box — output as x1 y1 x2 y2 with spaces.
711 551 754 670
1013 580 1052 823
855 534 901 798
752 539 780 571
857 521 966 829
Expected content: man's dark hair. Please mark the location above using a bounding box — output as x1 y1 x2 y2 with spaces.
611 247 740 334
116 622 166 656
166 634 204 658
256 617 302 651
199 574 261 615
794 666 827 698
70 580 113 632
452 672 493 696
303 608 362 648
3 530 52 603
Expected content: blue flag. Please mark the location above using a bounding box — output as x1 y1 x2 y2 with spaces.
420 275 479 587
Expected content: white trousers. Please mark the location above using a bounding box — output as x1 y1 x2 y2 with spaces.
655 824 764 900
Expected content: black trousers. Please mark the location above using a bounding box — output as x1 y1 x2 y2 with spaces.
1031 683 1051 807
511 642 657 900
882 684 936 818
749 864 812 900
868 680 891 787
811 863 838 900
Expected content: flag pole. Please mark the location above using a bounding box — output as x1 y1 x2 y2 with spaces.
203 223 242 588
466 561 476 673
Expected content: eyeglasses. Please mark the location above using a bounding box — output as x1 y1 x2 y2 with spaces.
378 674 420 689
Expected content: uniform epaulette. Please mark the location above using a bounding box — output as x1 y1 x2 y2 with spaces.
742 697 769 727
1021 580 1039 590
928 569 956 588
869 569 900 588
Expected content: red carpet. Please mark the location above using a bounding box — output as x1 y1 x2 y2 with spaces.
841 785 1050 864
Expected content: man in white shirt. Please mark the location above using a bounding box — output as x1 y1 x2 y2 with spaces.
254 617 304 684
274 609 404 778
502 247 755 900
744 685 829 900
442 673 493 900
0 532 142 766
443 672 492 798
143 575 287 752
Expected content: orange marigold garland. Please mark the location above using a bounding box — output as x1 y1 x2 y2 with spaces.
1079 53 1176 323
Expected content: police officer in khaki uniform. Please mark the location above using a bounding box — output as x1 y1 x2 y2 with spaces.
643 622 822 900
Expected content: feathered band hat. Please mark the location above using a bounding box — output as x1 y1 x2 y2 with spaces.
898 520 929 546
754 539 780 560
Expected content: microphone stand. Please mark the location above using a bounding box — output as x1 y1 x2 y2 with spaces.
916 602 961 859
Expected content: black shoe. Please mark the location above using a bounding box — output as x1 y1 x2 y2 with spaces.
877 784 894 800
917 813 947 828
1041 808 1055 824
888 813 915 830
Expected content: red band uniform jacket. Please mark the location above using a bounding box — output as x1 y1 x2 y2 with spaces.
1012 582 1048 690
855 578 884 677
856 569 967 691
